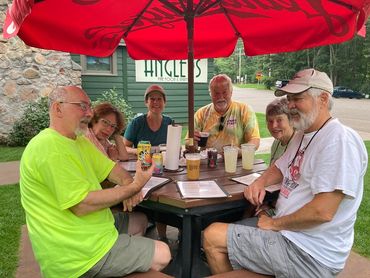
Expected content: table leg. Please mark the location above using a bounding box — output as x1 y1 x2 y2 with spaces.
180 214 192 278
191 216 211 277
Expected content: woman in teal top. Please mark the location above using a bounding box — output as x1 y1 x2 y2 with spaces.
124 84 172 150
123 84 173 243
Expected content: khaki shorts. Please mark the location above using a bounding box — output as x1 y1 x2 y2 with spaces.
81 212 155 277
227 218 341 278
81 234 155 278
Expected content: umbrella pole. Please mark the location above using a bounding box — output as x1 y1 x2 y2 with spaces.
187 0 195 152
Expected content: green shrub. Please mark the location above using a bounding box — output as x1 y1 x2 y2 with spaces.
7 88 134 146
7 97 49 146
262 76 274 90
92 88 134 125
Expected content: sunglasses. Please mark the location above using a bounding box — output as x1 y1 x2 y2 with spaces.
100 118 117 129
218 116 225 131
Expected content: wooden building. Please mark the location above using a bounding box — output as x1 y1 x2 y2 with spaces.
71 44 214 124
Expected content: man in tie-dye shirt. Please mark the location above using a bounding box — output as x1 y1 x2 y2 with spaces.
193 74 260 152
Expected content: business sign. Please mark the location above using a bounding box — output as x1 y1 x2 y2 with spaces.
135 59 208 83
256 71 263 81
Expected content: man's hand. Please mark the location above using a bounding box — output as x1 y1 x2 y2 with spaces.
257 214 277 231
71 161 153 217
185 130 201 151
244 178 266 206
123 161 154 211
123 191 143 212
193 130 201 142
132 161 154 191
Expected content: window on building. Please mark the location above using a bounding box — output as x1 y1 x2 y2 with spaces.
81 53 117 76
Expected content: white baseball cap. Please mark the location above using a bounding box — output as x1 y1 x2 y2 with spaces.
275 68 333 96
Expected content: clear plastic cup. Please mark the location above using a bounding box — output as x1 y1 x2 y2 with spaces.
223 146 238 173
241 143 256 170
185 153 201 180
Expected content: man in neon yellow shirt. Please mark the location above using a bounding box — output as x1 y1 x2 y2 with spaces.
193 74 260 151
20 86 171 278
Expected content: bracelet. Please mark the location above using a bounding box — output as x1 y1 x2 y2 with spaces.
256 207 276 217
264 208 276 217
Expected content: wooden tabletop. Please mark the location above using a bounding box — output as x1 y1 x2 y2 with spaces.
147 158 267 209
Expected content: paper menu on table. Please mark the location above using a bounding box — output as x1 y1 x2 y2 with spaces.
176 180 229 199
142 176 171 199
231 173 280 193
231 173 261 185
119 161 136 172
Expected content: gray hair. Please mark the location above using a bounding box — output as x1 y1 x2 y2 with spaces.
209 74 233 94
307 88 333 111
48 87 67 108
266 97 291 120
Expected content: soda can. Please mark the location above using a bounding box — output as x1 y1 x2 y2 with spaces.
137 141 152 168
152 152 163 175
207 148 218 168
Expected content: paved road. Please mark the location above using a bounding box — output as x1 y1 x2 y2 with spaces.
232 87 370 140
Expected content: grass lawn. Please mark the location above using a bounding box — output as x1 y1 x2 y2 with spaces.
0 184 25 278
236 83 267 90
353 141 370 257
256 113 269 138
255 153 271 164
0 146 25 162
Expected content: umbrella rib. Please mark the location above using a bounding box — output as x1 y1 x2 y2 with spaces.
329 0 358 11
178 0 187 13
196 0 222 15
160 0 185 16
123 0 155 37
219 4 241 37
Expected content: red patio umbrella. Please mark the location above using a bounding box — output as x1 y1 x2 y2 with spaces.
3 0 370 146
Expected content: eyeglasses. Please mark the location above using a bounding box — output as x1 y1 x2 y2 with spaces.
218 116 225 131
100 118 117 129
59 101 92 112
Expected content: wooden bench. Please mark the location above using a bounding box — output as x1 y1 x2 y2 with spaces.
17 225 173 278
206 269 274 278
125 270 173 277
206 255 370 278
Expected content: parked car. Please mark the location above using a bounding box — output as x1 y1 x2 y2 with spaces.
275 80 289 88
333 86 364 99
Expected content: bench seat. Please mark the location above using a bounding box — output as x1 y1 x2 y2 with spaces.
206 269 274 278
17 225 173 278
125 270 173 277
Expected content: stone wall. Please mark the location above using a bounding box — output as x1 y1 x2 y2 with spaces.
0 1 82 143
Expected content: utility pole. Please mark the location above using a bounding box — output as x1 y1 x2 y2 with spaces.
238 48 242 83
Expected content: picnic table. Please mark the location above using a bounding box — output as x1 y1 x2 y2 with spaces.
138 158 273 278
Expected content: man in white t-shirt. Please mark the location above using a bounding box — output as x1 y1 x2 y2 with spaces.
203 69 368 277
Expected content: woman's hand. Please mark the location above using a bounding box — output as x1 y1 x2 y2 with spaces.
107 145 119 161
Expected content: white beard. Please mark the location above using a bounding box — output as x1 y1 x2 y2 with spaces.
74 118 90 137
214 100 228 113
74 127 86 137
291 104 318 131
